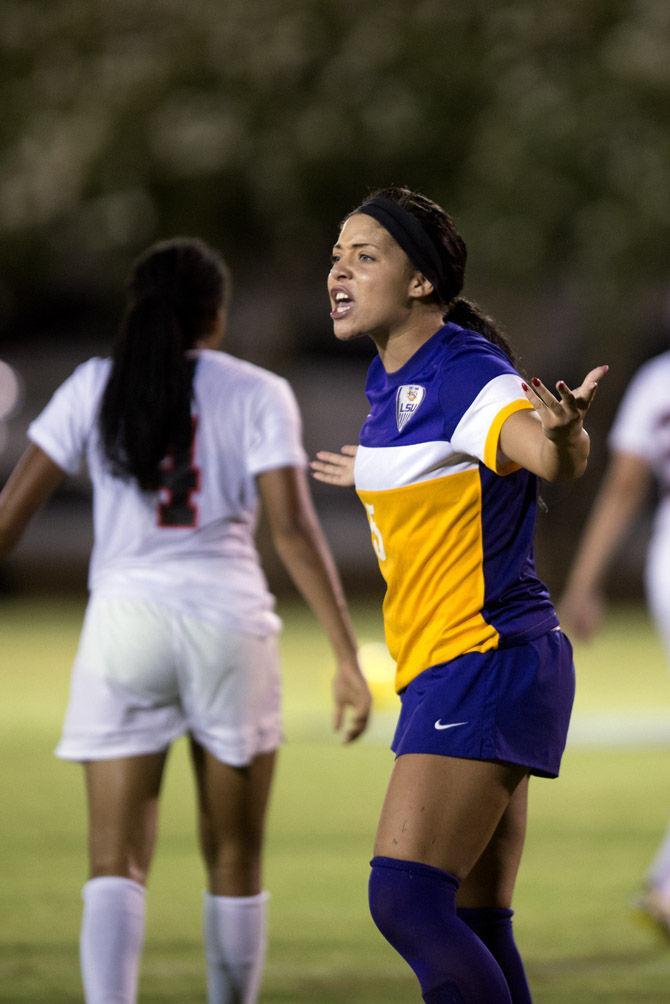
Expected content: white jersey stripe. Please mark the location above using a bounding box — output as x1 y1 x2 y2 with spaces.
354 441 476 492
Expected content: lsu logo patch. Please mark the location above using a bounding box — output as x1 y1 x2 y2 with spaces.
396 384 425 431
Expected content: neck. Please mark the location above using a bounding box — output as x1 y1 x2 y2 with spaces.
372 306 445 373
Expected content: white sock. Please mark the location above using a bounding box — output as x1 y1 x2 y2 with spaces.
203 890 269 1004
80 876 146 1004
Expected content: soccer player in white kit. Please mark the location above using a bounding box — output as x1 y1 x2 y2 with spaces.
561 349 670 934
0 238 371 1003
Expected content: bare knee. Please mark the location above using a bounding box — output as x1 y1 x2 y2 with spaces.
190 745 276 896
88 824 156 886
201 835 263 896
84 753 166 888
458 869 515 909
458 775 528 908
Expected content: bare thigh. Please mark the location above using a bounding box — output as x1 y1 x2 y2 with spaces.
190 738 277 897
85 751 169 886
458 775 529 908
374 754 528 883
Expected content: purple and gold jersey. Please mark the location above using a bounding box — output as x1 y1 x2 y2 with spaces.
355 323 559 692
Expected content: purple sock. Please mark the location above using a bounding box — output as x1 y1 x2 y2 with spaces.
457 907 532 1004
369 857 512 1003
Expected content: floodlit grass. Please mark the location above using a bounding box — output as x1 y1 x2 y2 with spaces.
2 597 670 1001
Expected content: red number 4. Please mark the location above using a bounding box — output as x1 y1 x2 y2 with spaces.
157 417 200 528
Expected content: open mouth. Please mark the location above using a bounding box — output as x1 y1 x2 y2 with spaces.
330 288 354 320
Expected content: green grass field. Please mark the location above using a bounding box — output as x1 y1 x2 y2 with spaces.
3 598 670 1002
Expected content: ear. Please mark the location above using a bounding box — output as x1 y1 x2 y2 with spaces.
408 271 434 300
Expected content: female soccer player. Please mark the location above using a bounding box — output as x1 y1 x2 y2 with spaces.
311 186 607 1003
560 350 670 935
0 238 371 1004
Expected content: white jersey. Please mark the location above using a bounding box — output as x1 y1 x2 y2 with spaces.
609 351 670 481
609 350 670 657
609 350 670 540
28 349 307 635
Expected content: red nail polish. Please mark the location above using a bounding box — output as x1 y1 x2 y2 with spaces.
521 382 528 391
531 377 541 387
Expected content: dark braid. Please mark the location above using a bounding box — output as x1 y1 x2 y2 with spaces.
100 238 229 490
367 186 516 363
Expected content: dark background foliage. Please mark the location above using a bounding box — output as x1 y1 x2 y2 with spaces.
1 0 669 595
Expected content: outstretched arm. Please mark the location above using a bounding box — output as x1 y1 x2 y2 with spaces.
500 365 609 482
559 450 651 640
257 464 371 742
0 445 66 558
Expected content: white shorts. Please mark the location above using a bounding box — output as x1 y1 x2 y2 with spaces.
56 595 282 767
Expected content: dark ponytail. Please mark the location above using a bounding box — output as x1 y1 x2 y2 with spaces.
100 238 228 491
364 187 516 364
445 297 515 365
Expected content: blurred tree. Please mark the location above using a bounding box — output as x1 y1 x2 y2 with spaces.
0 0 667 347
1 0 668 592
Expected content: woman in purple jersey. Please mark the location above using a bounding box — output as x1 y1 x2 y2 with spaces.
312 186 607 1003
0 238 371 1004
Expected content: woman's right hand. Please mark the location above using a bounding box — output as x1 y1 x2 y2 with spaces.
310 445 357 487
558 584 605 641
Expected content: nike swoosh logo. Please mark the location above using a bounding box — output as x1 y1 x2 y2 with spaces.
434 720 468 731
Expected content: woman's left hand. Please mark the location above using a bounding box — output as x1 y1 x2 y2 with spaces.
522 365 609 441
501 365 609 482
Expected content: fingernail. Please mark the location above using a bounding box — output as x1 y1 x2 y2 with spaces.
521 381 528 391
532 377 541 387
557 380 567 390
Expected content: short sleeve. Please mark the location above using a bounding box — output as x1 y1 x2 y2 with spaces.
27 360 101 476
246 376 307 476
608 363 660 462
450 373 533 474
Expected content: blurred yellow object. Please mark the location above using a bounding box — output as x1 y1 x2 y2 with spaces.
359 640 398 710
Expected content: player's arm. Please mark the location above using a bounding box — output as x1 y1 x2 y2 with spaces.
0 444 66 558
499 365 609 482
257 464 371 741
559 450 652 640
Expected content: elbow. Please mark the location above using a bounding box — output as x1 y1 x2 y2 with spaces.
542 459 588 484
549 457 589 484
270 514 317 554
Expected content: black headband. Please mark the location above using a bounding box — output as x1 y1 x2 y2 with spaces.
354 196 450 304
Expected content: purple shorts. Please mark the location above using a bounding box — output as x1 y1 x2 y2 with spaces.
391 629 575 778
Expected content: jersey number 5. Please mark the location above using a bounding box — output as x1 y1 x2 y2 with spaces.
364 503 387 561
157 417 200 528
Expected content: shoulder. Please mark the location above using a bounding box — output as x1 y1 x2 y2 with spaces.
195 349 292 394
616 351 670 416
437 324 518 416
441 323 516 374
52 356 111 403
194 351 299 422
67 356 110 379
628 351 670 388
